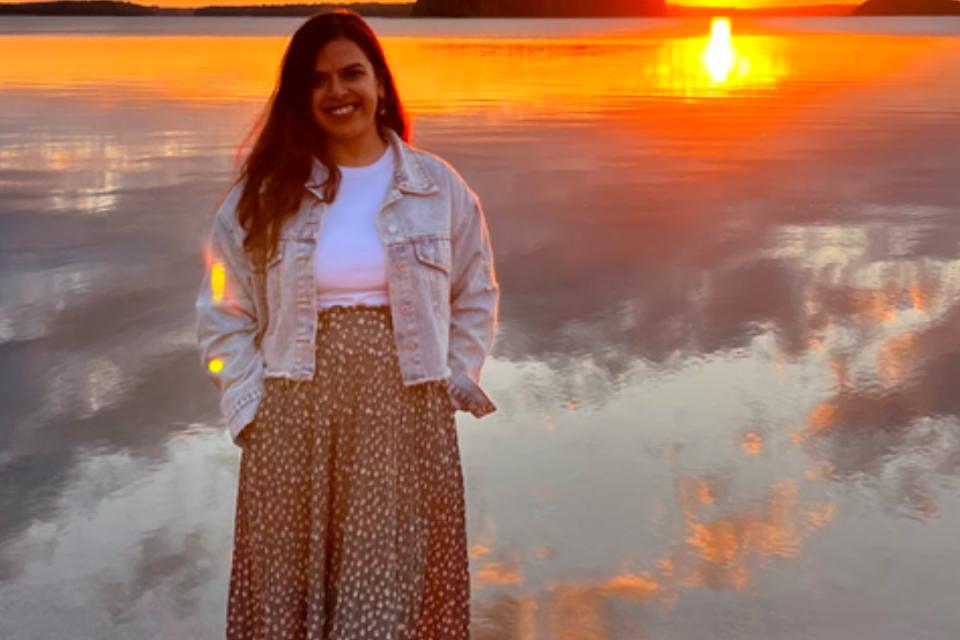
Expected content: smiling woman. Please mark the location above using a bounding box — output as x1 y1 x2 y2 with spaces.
193 8 500 640
310 40 389 166
232 10 412 258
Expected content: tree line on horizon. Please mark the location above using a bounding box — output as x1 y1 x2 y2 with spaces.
411 0 665 17
0 1 412 15
0 0 668 16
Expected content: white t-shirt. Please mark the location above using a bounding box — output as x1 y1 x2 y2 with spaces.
314 146 394 309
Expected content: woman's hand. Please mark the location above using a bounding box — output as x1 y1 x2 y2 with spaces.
236 422 255 450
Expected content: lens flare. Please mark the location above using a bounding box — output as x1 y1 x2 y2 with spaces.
211 260 226 303
208 357 224 374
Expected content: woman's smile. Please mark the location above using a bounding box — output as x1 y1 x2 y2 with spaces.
325 103 359 116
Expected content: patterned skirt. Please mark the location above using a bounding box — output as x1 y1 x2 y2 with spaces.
226 305 470 640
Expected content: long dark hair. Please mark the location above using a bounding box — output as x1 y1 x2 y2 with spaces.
235 9 409 270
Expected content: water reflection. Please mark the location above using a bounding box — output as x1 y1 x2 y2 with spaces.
0 431 236 635
1 16 960 640
465 461 837 637
0 20 951 115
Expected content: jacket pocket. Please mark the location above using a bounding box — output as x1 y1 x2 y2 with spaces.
412 236 452 274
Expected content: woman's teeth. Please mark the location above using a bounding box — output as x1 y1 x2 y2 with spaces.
327 104 357 116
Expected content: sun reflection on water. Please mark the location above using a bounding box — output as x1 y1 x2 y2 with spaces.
704 17 736 83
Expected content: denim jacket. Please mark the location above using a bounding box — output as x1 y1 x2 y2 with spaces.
195 128 499 444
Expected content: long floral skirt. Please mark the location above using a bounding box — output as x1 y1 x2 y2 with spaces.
226 305 470 640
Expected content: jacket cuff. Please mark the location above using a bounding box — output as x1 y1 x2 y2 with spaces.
446 370 497 418
223 384 263 446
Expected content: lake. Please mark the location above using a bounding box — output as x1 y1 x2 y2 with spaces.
1 15 959 640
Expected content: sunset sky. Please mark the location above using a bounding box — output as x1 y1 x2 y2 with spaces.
667 0 857 5
140 0 863 9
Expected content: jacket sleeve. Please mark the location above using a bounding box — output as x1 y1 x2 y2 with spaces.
195 184 264 443
446 183 500 417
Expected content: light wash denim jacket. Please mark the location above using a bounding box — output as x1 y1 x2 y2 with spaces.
195 129 499 445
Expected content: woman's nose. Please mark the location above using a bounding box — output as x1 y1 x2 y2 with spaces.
329 76 348 98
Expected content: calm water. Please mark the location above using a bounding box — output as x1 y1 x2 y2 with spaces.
1 15 959 640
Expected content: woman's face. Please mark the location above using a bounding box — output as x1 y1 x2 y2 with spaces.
311 38 384 144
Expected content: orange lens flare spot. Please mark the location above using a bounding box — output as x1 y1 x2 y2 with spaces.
211 261 226 303
208 357 224 374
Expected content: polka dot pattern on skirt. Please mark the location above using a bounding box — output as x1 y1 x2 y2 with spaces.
226 305 470 640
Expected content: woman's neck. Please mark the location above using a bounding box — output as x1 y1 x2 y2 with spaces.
328 131 389 168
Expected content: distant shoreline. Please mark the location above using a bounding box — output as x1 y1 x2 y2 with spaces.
1 0 959 18
0 1 411 17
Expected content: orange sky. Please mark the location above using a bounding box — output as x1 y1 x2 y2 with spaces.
676 0 857 5
145 0 861 9
680 0 860 9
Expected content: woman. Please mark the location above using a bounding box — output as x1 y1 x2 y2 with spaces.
195 10 499 639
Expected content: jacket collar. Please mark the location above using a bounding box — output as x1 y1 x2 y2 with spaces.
305 128 438 199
